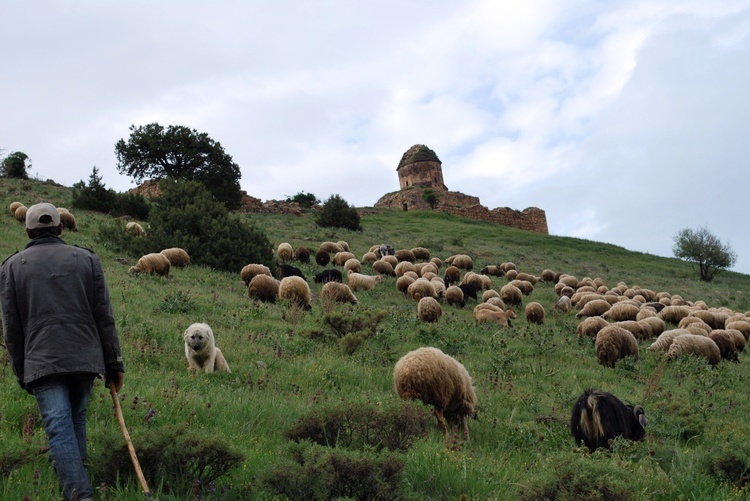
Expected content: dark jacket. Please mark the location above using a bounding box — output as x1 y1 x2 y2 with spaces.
0 235 124 390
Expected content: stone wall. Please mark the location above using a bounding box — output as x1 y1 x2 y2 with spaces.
398 160 448 190
374 188 548 234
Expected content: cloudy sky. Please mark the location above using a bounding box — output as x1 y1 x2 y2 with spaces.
2 1 749 273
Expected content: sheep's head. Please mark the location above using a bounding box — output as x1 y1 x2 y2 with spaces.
633 405 647 429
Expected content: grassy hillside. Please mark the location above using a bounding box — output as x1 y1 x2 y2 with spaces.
1 178 750 500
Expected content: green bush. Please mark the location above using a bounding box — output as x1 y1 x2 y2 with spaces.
141 178 273 272
315 194 362 231
1 152 30 179
286 191 320 209
71 167 151 219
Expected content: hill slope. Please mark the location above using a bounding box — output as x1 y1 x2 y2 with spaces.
1 178 749 500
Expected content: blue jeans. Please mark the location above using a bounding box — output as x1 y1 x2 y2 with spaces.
31 373 96 501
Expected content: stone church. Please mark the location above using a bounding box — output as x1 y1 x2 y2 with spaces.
375 144 549 234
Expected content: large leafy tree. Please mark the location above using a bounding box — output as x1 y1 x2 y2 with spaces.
673 226 737 282
315 194 362 231
115 123 243 210
1 151 31 179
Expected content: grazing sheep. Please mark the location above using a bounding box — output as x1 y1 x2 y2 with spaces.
395 249 417 263
160 247 191 267
541 269 558 283
9 201 22 215
612 320 652 341
277 242 294 262
474 305 516 326
403 271 419 280
241 263 272 286
577 316 609 339
723 328 747 352
313 268 343 284
640 316 666 337
319 241 344 254
344 258 362 274
500 283 523 307
128 253 171 277
396 275 416 295
278 276 312 310
667 334 721 366
504 269 518 280
445 285 465 307
480 265 504 277
361 251 378 264
659 305 692 325
516 272 539 285
595 326 639 368
13 205 27 223
408 278 436 302
393 347 477 441
647 329 692 352
601 303 640 322
295 246 311 263
58 209 76 231
321 282 359 305
570 388 647 452
347 272 382 292
337 240 350 252
485 297 506 309
333 251 356 266
430 257 442 269
554 296 572 314
430 277 446 298
394 261 416 277
499 262 516 274
482 289 500 302
277 263 307 281
417 262 438 277
459 283 479 303
510 279 533 296
315 250 331 266
576 299 611 319
444 265 461 285
557 274 578 288
462 272 484 291
417 297 442 322
449 254 473 270
726 320 750 342
372 260 396 276
125 221 145 236
525 302 545 324
411 247 431 261
248 274 280 303
709 331 739 362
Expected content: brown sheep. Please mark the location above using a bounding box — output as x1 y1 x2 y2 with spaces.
319 241 344 254
667 334 720 366
321 282 358 305
125 221 145 237
278 276 312 310
444 265 461 285
247 274 280 303
577 316 609 339
554 296 572 314
411 247 431 261
347 272 382 292
709 331 739 362
407 278 436 302
59 211 77 231
525 302 545 324
500 283 523 307
128 253 171 277
393 347 477 441
241 264 272 286
394 261 417 277
576 299 611 319
417 297 442 322
396 275 416 295
448 254 473 270
445 285 464 307
160 247 191 267
395 249 417 263
595 326 639 368
648 329 692 352
14 205 27 223
277 242 294 262
474 305 517 326
295 246 310 263
9 201 23 215
333 251 356 266
601 302 640 322
372 260 396 276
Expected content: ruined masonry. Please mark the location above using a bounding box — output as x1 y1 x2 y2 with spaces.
374 144 549 234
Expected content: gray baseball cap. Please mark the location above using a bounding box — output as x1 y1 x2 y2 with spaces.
25 203 61 229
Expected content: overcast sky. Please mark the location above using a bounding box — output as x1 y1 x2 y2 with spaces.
2 1 749 273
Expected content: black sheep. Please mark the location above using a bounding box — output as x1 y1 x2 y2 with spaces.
315 250 330 266
295 246 311 263
313 269 343 284
570 388 647 452
458 283 478 303
277 263 307 281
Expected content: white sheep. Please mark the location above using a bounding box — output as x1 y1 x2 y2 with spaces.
277 242 294 262
667 334 721 366
321 282 359 305
417 297 443 322
278 276 312 309
525 302 545 324
595 325 639 368
347 272 382 292
128 253 170 277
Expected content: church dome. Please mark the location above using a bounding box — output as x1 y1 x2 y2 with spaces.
397 144 441 170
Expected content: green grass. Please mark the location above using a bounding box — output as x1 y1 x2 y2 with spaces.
2 178 750 500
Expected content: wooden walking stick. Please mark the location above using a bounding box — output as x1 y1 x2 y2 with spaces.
110 381 151 497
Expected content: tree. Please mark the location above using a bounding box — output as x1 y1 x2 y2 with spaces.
1 151 31 179
285 191 320 209
115 123 243 210
421 188 440 209
72 167 151 219
315 194 362 231
673 226 737 282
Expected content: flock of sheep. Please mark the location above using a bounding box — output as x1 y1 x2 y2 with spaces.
9 201 78 231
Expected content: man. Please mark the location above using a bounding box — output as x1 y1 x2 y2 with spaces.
0 202 124 501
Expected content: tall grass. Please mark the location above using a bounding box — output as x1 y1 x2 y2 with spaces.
1 178 750 499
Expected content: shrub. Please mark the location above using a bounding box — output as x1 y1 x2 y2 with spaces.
315 194 362 231
0 152 30 179
702 441 750 489
72 167 151 219
286 191 320 209
673 226 737 282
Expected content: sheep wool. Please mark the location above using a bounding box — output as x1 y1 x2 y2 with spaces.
278 276 312 310
343 258 362 274
125 221 145 237
59 211 77 231
321 282 359 305
474 305 516 326
333 251 356 266
160 247 191 267
393 347 477 440
667 334 720 366
554 296 572 314
9 201 22 215
709 331 739 361
361 251 378 264
417 297 442 322
601 303 640 322
577 316 609 339
525 302 545 324
396 275 416 295
394 261 416 277
445 285 464 307
372 260 395 276
128 253 171 277
411 247 431 261
347 272 382 292
295 246 311 263
248 274 280 303
576 299 611 319
430 277 446 298
14 205 27 223
315 249 331 266
319 241 344 254
241 264 272 286
395 249 417 263
482 289 500 302
277 242 294 262
448 254 474 270
595 325 639 368
500 283 523 307
647 329 692 352
408 278 436 302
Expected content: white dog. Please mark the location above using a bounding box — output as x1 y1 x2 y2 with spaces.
183 323 231 373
